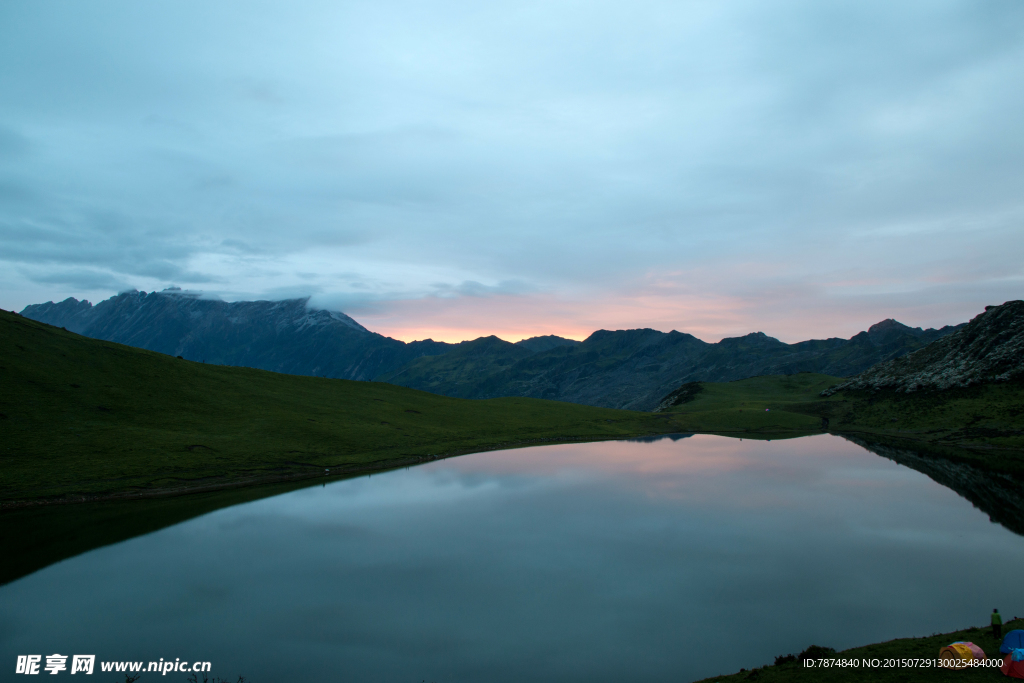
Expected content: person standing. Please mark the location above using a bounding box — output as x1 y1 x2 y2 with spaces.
992 608 1003 640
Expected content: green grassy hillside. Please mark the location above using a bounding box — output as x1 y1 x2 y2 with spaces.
0 311 686 505
657 373 842 435
805 383 1024 448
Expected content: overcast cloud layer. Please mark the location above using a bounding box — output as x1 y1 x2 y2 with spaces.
1 0 1022 342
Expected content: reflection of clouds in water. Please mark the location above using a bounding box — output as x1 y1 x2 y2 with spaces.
433 433 850 495
263 468 513 515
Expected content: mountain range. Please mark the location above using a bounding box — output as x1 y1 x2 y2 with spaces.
378 319 962 410
21 289 964 410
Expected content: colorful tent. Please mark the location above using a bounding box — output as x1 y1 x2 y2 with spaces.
1001 649 1024 679
1003 631 1024 655
952 642 986 660
940 643 978 668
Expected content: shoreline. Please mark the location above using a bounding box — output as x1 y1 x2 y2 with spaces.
8 425 1016 511
0 431 684 510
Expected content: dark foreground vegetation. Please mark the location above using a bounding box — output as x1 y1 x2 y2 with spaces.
699 618 1023 682
0 310 689 507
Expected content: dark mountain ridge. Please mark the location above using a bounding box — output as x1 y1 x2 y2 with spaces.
379 320 963 410
21 289 452 381
514 334 582 353
22 290 964 410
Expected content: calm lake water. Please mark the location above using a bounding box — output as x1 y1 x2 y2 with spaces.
2 434 1024 682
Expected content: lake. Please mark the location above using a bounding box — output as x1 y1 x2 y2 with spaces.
2 433 1023 682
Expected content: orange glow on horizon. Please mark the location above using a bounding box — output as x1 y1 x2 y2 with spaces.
343 265 988 345
353 290 754 344
352 294 944 345
346 264 991 344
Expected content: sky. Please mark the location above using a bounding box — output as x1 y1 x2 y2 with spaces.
1 0 1022 343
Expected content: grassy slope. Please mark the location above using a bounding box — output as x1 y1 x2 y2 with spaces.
698 618 1023 682
831 383 1024 449
659 373 841 435
0 311 685 505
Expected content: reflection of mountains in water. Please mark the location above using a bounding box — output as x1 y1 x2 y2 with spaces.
845 435 1024 537
626 433 695 443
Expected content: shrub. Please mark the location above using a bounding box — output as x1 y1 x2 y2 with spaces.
798 645 836 661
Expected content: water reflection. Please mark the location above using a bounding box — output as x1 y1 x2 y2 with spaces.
1 434 1023 682
626 432 694 443
844 435 1024 536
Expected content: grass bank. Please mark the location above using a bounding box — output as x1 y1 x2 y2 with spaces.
698 618 1023 682
657 373 841 434
0 311 687 506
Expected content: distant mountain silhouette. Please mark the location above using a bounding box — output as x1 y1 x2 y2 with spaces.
21 289 963 410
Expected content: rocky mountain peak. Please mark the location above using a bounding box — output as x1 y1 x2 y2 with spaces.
823 300 1024 395
867 319 915 334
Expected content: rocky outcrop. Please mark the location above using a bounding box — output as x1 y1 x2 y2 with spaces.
654 382 704 412
822 301 1024 395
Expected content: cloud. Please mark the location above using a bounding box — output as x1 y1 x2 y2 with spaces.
0 0 1022 336
0 124 31 159
430 280 536 298
20 266 133 293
